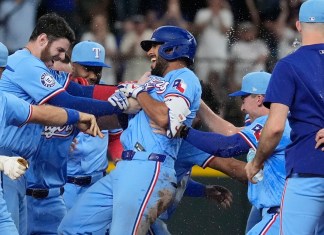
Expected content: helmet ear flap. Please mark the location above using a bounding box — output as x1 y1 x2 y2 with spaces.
158 40 194 64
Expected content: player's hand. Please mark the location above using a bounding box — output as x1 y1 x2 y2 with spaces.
70 138 78 152
175 124 190 138
77 112 104 138
137 71 151 84
315 128 324 151
205 185 233 209
245 160 262 184
0 156 29 180
108 91 129 111
118 82 154 99
123 97 141 114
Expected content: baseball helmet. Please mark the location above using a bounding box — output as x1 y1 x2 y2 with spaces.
141 26 197 64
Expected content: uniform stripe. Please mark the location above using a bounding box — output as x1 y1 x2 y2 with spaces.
260 213 279 234
202 155 215 168
19 104 33 127
38 87 65 105
280 179 289 235
132 162 161 235
62 73 72 89
238 132 257 150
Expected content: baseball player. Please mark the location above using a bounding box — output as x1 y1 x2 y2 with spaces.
58 25 202 235
23 40 127 234
176 72 291 235
245 0 324 234
63 41 113 211
0 13 129 234
0 42 102 235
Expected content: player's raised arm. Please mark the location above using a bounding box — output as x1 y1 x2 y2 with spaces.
29 104 103 137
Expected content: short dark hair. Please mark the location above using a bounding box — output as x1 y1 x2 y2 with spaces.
30 13 75 44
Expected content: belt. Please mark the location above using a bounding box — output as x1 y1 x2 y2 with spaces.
262 206 280 217
289 173 324 178
122 150 166 162
26 187 64 199
67 171 106 186
267 206 280 214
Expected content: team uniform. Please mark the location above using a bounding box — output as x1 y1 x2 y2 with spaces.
0 49 67 234
58 67 202 235
0 48 122 234
0 91 34 235
149 140 213 235
264 43 324 234
63 130 109 210
184 115 291 235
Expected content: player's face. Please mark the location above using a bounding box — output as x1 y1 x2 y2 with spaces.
41 38 71 68
72 63 100 85
147 44 168 77
241 94 263 122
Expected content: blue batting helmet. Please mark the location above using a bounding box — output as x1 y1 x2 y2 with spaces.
141 26 197 65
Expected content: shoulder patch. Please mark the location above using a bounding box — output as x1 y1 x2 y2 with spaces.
40 73 56 88
251 123 263 140
173 79 187 93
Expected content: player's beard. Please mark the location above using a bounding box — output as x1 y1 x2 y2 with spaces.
40 43 57 68
151 56 168 77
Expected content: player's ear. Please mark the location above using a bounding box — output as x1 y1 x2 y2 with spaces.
296 21 302 33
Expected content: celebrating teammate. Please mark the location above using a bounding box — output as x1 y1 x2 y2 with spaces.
0 42 102 235
0 13 129 234
175 72 291 234
59 25 202 235
245 0 324 234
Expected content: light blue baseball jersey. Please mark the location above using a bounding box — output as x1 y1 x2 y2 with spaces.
0 91 32 136
0 91 34 235
239 115 291 209
0 49 65 104
121 68 202 159
0 49 70 159
67 131 109 175
25 70 74 188
58 68 202 235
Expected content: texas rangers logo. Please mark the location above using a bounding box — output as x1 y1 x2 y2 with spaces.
173 79 187 93
40 73 56 88
251 124 263 140
92 47 101 59
42 125 74 139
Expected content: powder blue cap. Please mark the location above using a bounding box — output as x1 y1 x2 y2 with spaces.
299 0 324 23
229 72 271 97
71 41 111 67
0 42 14 71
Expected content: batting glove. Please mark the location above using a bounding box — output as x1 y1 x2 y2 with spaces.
108 91 129 111
0 156 29 180
118 82 154 99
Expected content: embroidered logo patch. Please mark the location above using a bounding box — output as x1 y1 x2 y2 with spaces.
173 79 187 93
252 124 263 140
41 73 56 88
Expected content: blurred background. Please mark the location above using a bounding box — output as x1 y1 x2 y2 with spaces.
0 0 304 234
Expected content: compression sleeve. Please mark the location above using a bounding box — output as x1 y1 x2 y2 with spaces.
66 81 93 98
184 178 206 197
185 128 250 157
66 81 117 100
47 91 122 116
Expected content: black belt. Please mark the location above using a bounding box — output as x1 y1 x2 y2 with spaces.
26 187 64 199
289 173 324 178
122 150 166 162
267 206 280 214
67 171 106 186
